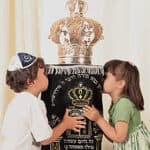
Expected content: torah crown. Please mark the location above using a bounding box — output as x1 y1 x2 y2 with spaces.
49 0 103 64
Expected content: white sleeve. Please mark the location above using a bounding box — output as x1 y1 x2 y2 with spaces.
29 100 53 142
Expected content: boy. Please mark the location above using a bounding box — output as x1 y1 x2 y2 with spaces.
0 52 85 150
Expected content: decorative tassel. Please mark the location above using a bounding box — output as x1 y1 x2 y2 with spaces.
46 64 104 75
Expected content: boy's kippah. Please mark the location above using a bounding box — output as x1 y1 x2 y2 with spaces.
8 52 37 71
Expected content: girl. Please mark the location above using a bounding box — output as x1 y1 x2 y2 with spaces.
0 52 85 150
83 59 150 149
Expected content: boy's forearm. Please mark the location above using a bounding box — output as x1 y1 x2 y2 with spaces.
41 121 67 145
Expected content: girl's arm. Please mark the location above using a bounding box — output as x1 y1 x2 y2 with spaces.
96 116 128 143
83 105 128 143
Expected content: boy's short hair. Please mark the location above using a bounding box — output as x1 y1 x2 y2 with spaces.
6 57 45 93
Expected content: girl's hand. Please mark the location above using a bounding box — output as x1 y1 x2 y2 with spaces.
62 109 86 132
83 105 101 122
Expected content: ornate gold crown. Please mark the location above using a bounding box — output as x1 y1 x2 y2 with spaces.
49 0 103 64
68 84 93 107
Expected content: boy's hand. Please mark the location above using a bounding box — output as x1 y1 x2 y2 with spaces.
62 109 86 132
83 105 101 122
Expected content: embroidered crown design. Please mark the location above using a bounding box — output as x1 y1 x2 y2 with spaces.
68 83 93 107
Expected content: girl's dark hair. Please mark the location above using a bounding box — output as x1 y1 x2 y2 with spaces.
104 59 144 110
6 58 45 93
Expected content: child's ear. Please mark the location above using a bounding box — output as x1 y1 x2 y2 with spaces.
118 80 126 89
27 79 35 86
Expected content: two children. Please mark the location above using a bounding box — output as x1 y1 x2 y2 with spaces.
83 59 150 150
0 52 85 150
1 53 150 150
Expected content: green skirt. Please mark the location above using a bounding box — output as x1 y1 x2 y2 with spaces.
113 122 150 150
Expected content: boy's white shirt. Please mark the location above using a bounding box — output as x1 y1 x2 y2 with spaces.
0 92 53 150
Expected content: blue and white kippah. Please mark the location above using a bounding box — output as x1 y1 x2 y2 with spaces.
8 52 37 71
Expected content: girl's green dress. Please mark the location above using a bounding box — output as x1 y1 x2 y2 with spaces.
109 97 150 150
